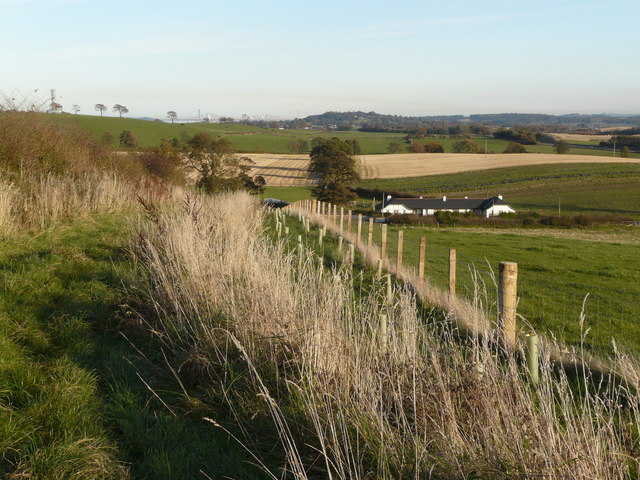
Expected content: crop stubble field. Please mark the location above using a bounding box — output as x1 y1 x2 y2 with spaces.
247 152 640 185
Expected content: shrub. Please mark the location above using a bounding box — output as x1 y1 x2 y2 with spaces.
503 142 527 154
424 142 444 153
452 139 481 153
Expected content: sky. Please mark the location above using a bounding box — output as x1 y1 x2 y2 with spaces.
1 0 639 120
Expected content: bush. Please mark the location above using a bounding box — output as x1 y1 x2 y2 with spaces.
424 142 444 153
452 139 481 153
503 142 527 154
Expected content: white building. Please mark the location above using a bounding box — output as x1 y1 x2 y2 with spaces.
381 195 516 218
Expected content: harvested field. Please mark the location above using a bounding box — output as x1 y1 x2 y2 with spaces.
246 153 310 185
551 133 612 142
358 153 640 179
245 152 640 185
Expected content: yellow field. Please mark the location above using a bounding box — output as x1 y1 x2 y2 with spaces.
551 133 611 142
246 152 640 185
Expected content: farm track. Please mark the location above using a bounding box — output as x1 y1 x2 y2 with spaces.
246 152 640 185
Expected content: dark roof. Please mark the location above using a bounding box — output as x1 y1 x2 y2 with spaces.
385 196 508 210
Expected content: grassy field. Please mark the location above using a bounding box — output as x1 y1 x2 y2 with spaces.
320 219 640 356
49 114 407 153
49 114 638 158
358 163 640 218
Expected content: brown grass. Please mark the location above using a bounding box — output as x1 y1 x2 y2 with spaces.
132 191 640 479
244 153 640 184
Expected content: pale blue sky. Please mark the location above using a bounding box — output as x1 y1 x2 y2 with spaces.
2 0 638 119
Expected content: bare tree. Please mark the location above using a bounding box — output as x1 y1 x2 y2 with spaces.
72 104 81 115
95 104 107 116
167 111 177 123
113 104 129 118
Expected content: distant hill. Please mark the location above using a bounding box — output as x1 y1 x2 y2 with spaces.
295 111 640 131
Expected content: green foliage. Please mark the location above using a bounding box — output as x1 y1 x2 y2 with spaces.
180 133 259 194
424 142 444 153
504 142 527 153
494 126 537 144
345 138 362 154
308 138 360 205
387 141 403 153
553 139 570 154
452 138 482 153
119 130 138 148
621 146 630 158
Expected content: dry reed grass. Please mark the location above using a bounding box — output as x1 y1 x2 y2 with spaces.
133 192 640 479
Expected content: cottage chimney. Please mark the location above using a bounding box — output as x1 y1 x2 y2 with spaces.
498 194 503 200
442 195 447 202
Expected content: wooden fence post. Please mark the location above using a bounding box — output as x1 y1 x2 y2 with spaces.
526 333 539 384
449 248 456 302
338 236 343 253
381 224 388 259
418 237 426 282
347 210 353 234
376 258 382 277
340 207 344 233
397 230 404 272
379 313 388 354
357 214 363 244
386 274 392 306
367 217 374 249
499 262 518 350
332 204 337 224
349 244 355 264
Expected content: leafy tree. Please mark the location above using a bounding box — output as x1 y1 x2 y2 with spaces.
138 139 184 184
72 104 81 115
424 142 444 153
113 104 129 118
167 111 177 123
452 138 482 153
409 142 425 153
553 139 570 154
387 142 403 153
288 138 309 153
308 138 360 204
119 130 137 148
620 146 630 158
504 142 527 153
95 104 107 116
182 133 258 194
345 138 361 155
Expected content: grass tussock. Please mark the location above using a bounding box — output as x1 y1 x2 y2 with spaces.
133 191 640 479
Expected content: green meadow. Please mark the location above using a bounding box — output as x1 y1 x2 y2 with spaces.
364 224 640 355
357 163 640 218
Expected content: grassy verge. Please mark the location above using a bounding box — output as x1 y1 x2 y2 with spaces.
0 215 266 479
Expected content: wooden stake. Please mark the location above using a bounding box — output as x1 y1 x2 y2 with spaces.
338 236 343 253
339 207 344 233
526 333 539 385
379 313 388 354
499 261 518 350
449 248 456 302
333 204 337 224
376 258 382 277
349 244 355 264
367 217 374 249
418 237 426 282
381 223 388 259
397 230 404 272
347 210 352 233
357 214 363 244
386 274 392 306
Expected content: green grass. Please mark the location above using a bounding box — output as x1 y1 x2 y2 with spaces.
358 163 640 218
50 114 408 153
368 224 640 356
0 215 268 479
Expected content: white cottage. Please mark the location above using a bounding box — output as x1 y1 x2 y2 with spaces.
381 195 515 218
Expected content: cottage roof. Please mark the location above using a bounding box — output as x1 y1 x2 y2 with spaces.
384 196 508 211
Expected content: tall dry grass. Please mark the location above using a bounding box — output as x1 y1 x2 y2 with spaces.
0 110 174 233
133 191 640 479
